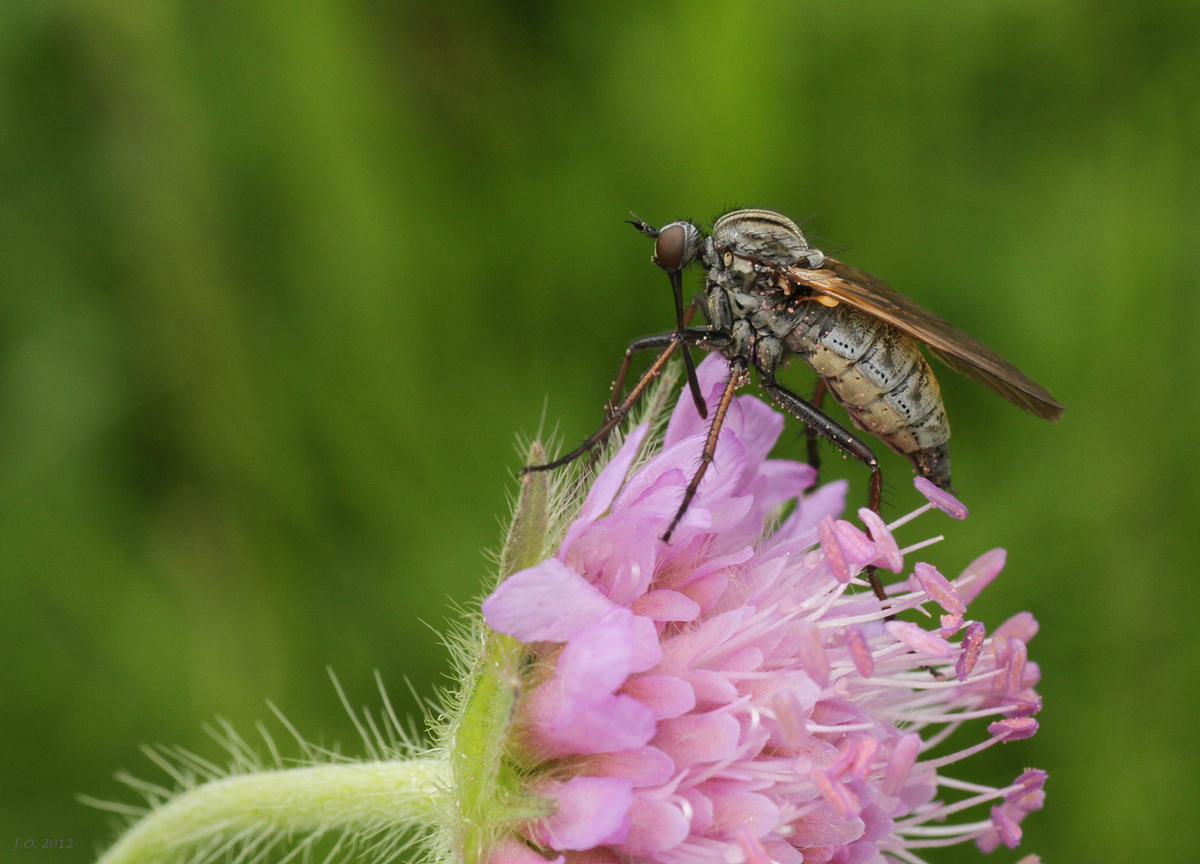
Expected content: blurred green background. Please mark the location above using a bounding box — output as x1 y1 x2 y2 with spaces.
2 1 1197 861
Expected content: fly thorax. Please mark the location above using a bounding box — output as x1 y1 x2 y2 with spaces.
711 257 788 327
708 252 758 294
728 290 761 319
710 209 813 262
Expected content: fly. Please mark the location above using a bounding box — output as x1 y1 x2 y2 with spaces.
526 208 1063 599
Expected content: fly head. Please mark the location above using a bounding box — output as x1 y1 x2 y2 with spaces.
628 215 706 272
628 214 710 418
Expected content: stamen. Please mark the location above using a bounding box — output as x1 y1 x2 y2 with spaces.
887 502 935 531
899 535 945 556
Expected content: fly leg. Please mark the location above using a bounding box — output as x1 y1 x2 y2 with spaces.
805 378 827 474
527 334 682 474
662 358 747 543
758 374 888 602
607 295 708 419
527 328 726 475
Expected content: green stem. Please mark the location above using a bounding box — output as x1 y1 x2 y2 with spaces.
98 758 447 864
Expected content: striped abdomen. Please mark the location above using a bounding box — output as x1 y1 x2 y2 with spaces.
785 302 953 488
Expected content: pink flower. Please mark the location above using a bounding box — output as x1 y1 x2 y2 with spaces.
483 355 1044 864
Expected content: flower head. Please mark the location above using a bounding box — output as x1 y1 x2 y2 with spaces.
480 355 1044 864
91 355 1045 864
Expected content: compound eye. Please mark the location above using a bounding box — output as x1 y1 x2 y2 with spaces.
654 223 686 271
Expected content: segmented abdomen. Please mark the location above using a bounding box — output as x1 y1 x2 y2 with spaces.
784 303 952 487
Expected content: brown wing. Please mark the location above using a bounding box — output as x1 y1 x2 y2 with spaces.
789 257 1065 421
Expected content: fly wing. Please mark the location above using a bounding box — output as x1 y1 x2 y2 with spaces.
790 258 1065 421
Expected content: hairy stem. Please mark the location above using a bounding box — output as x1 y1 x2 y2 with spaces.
98 758 446 864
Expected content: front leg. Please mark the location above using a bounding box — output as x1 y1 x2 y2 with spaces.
607 325 728 418
606 292 712 417
527 328 728 475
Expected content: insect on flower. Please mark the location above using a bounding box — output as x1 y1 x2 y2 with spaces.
526 208 1063 597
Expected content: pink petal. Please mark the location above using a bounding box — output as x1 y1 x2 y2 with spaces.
709 789 781 839
632 590 702 622
834 520 877 568
737 829 773 864
655 609 746 673
622 674 695 719
741 460 818 513
653 712 741 769
681 669 740 705
795 620 830 686
620 797 690 853
587 746 676 787
789 801 865 848
529 777 634 851
763 841 805 864
860 805 896 845
838 841 880 864
677 545 756 588
770 480 848 547
611 465 687 522
483 558 616 643
679 788 714 834
811 698 873 731
629 615 663 672
730 394 785 479
527 691 657 757
663 353 735 448
554 610 636 707
567 423 649 537
739 555 787 606
562 515 659 607
898 764 938 812
709 644 763 673
883 733 921 796
679 572 729 614
612 430 747 520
